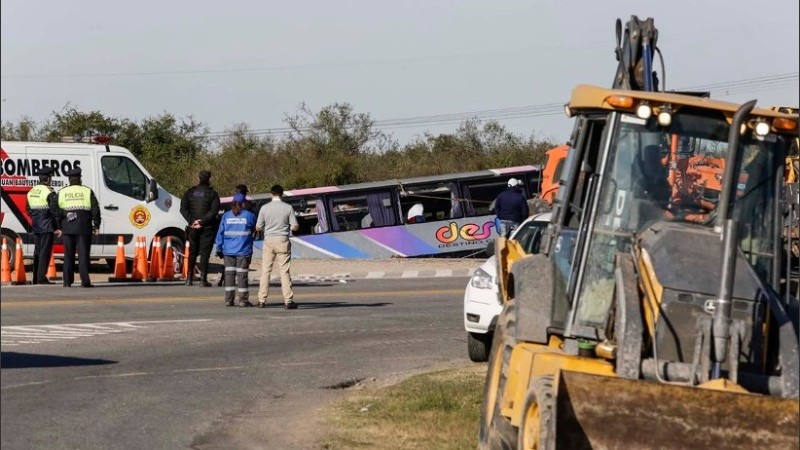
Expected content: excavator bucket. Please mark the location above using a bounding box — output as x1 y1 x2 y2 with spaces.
552 371 799 449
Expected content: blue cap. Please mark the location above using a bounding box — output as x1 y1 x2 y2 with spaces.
233 193 246 204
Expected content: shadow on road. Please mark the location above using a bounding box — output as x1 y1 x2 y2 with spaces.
0 352 117 369
260 302 392 309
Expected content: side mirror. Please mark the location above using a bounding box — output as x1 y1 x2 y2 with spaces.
484 240 495 258
148 179 159 203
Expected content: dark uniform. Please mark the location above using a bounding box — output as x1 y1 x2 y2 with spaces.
180 171 220 286
57 167 101 288
25 167 61 284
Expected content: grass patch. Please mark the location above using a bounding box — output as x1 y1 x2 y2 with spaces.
322 365 486 450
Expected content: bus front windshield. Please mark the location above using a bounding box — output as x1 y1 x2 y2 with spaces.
574 108 782 330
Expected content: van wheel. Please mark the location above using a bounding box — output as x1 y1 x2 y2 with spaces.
468 332 493 362
1 229 20 269
159 234 185 275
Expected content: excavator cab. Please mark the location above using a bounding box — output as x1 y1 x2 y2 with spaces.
480 85 799 450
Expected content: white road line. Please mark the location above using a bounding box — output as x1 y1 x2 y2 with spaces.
0 334 84 339
170 366 245 373
2 330 101 337
75 373 150 379
435 270 453 277
401 270 419 278
365 271 385 279
1 381 53 390
1 319 213 347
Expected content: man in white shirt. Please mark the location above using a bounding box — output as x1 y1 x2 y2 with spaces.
255 184 300 309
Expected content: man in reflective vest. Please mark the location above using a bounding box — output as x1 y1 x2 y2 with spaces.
26 166 62 284
57 167 101 288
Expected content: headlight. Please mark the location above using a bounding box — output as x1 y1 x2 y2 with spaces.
470 267 494 289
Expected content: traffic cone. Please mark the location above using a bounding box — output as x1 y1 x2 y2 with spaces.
108 235 130 282
11 237 28 285
131 236 142 281
47 252 58 280
1 237 11 285
148 236 162 281
160 236 175 281
182 241 190 280
137 236 149 281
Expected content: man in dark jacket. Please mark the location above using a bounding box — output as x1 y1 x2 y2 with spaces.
26 166 62 284
492 178 530 238
57 167 101 288
180 170 220 286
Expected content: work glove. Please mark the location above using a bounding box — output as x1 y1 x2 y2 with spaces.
216 249 224 259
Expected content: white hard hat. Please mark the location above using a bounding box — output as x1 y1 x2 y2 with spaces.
507 178 520 187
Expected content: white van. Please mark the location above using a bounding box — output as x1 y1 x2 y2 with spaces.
1 140 186 269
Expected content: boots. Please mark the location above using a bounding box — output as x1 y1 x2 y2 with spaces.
186 262 196 286
199 272 212 287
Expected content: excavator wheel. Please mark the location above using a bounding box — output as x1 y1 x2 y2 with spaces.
479 300 519 449
518 375 556 450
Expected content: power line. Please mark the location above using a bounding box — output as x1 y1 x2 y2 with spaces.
197 72 798 139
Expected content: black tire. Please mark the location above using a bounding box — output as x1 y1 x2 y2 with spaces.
158 233 185 275
479 300 518 450
468 332 493 363
518 375 556 450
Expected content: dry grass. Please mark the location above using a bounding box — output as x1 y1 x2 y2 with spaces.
321 365 486 450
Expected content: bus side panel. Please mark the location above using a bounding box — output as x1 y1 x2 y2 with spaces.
285 215 499 259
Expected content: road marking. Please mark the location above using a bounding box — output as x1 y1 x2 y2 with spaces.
75 372 150 379
0 290 462 308
0 319 213 347
435 270 453 277
365 271 385 278
401 270 419 278
1 381 53 390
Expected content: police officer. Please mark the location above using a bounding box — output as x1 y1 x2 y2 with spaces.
26 166 62 284
57 167 101 288
180 170 220 287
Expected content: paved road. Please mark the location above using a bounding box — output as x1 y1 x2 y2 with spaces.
1 277 473 449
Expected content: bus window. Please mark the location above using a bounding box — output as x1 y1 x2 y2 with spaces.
459 179 514 216
399 183 455 224
327 190 397 231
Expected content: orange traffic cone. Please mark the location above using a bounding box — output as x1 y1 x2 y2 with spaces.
47 252 58 280
137 236 149 281
131 236 142 281
160 236 176 281
148 236 162 281
11 237 28 285
1 237 11 285
108 235 130 282
182 241 190 280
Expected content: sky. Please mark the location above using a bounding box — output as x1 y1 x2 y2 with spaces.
1 0 798 146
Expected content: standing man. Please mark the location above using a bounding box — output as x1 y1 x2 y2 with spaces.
180 170 220 287
492 178 529 238
256 184 299 309
217 184 256 286
26 166 62 284
57 167 101 288
215 193 257 307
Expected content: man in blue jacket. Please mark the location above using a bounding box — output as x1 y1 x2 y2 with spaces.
492 178 530 238
215 193 257 307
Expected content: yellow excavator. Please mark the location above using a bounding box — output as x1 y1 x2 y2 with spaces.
481 16 799 449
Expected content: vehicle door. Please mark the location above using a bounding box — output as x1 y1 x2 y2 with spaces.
97 153 150 254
